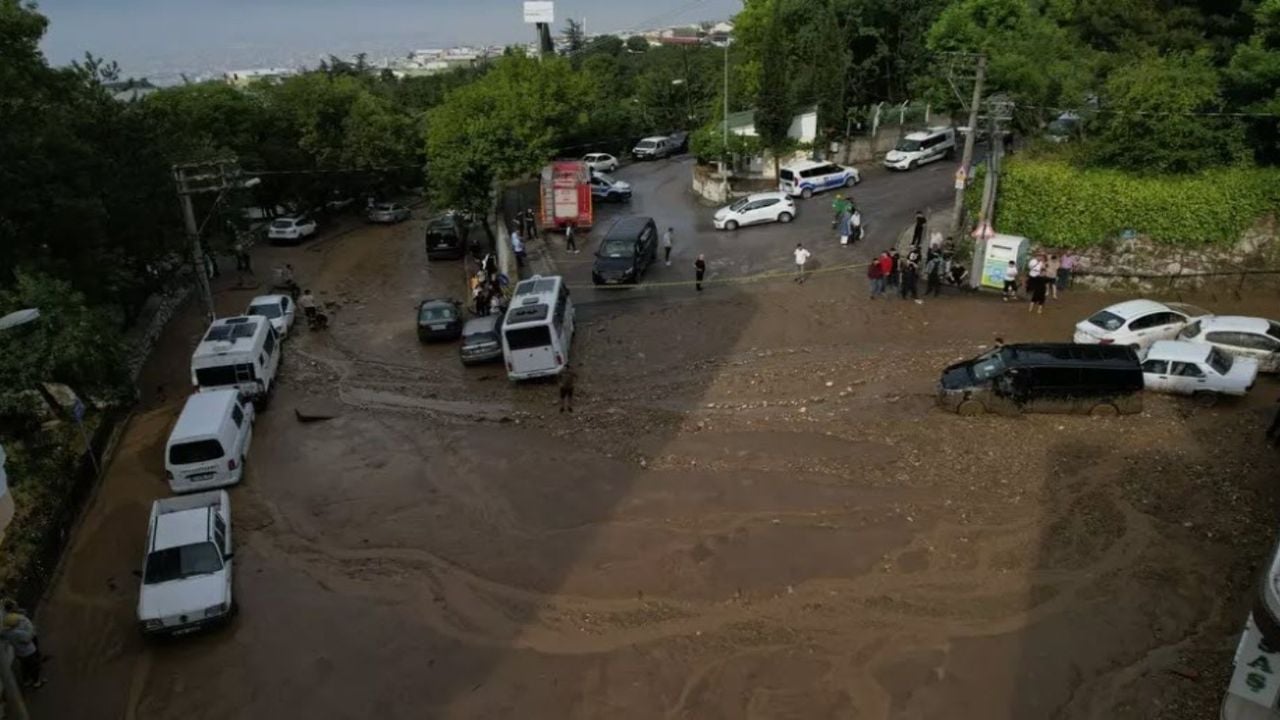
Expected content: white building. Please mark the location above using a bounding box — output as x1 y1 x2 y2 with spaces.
726 106 819 144
224 68 297 88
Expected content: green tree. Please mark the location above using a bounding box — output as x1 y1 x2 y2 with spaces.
755 0 793 174
563 18 585 59
1090 52 1244 173
625 35 650 53
1226 0 1280 163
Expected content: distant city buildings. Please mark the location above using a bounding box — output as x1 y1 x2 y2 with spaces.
223 68 298 88
385 46 501 78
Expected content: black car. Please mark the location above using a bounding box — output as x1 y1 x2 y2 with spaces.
938 343 1143 416
424 213 468 260
416 298 463 342
591 216 658 286
667 130 690 153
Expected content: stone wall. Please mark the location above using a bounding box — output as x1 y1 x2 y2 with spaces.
124 282 194 382
1065 216 1280 293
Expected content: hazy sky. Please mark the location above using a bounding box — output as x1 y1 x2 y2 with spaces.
35 0 742 78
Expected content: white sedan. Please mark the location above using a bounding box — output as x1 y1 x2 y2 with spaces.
1073 299 1210 352
583 153 619 174
245 294 295 338
1141 340 1257 398
713 192 796 231
267 214 317 244
1178 315 1280 372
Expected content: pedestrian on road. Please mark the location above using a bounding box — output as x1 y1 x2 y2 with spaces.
524 207 538 240
233 239 252 273
851 207 863 243
511 229 526 269
912 210 926 247
663 227 674 266
867 254 886 299
832 194 851 228
1046 253 1061 300
900 256 920 301
473 284 488 316
1 605 45 689
694 254 706 292
559 364 575 413
565 223 578 254
838 208 853 246
887 249 901 289
1058 251 1076 291
1028 252 1048 314
299 289 318 322
925 254 943 297
793 243 812 283
1002 260 1019 301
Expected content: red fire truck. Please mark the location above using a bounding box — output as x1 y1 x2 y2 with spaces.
539 161 593 231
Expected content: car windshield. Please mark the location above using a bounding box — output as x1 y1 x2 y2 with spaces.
595 173 617 184
729 197 751 211
419 305 456 322
464 331 498 344
1166 302 1209 318
599 238 635 258
1207 347 1234 374
144 541 223 584
1088 310 1126 332
896 139 922 152
248 303 282 319
970 348 1009 381
271 219 294 229
168 439 224 465
638 140 656 149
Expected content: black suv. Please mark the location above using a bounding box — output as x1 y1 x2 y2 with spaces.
938 343 1144 416
591 216 659 286
424 212 468 260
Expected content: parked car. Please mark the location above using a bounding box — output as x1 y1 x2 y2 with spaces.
137 491 235 636
367 202 411 224
778 160 861 199
417 298 463 342
583 153 619 173
424 212 468 260
459 314 505 366
883 127 956 171
1073 299 1210 352
714 192 796 230
937 343 1144 416
245 294 295 338
1177 315 1280 373
1141 340 1257 399
267 214 317 245
667 130 690 153
589 173 632 202
165 390 254 494
592 216 659 286
632 136 676 160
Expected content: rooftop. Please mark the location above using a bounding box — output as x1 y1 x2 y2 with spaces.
170 389 240 441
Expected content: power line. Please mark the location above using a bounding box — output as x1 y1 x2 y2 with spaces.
1016 102 1280 119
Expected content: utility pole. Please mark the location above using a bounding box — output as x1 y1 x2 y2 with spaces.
173 158 245 322
949 53 986 238
722 40 729 171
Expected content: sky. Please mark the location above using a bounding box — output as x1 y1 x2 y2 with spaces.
34 0 742 81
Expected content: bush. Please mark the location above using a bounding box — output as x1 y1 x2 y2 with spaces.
994 159 1280 247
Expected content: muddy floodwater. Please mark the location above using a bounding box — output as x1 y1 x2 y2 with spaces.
29 207 1280 719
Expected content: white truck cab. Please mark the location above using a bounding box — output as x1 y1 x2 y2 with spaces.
137 491 234 636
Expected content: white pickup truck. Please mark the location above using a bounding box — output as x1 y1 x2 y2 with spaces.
137 490 235 636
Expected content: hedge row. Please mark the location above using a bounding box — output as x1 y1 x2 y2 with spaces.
991 160 1280 247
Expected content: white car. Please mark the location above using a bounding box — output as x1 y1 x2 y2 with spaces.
1073 299 1210 352
1177 315 1280 373
137 491 234 636
713 192 796 230
583 153 618 173
883 127 956 171
777 160 861 198
632 136 675 160
245 294 295 338
267 214 317 244
1140 340 1257 398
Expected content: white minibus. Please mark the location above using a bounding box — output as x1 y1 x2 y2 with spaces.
502 275 575 380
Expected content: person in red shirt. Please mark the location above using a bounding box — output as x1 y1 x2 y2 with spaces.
868 252 890 299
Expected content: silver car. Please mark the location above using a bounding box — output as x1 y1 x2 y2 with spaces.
459 314 504 365
366 202 411 224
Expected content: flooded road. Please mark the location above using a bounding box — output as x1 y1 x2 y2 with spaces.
30 165 1280 719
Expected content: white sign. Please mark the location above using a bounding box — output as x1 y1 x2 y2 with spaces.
1229 615 1280 710
523 1 554 23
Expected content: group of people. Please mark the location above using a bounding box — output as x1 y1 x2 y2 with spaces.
1002 250 1077 314
831 195 864 247
0 600 46 689
472 253 508 316
865 229 967 302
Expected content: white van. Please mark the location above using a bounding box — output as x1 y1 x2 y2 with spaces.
165 389 255 493
777 160 860 198
190 316 281 405
883 126 956 170
502 275 574 380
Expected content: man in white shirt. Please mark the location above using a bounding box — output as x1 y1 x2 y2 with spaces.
511 229 526 268
793 243 812 283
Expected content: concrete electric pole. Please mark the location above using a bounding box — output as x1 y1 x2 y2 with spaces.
173 158 246 322
948 53 987 238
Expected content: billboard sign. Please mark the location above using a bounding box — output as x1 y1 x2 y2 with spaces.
523 1 554 24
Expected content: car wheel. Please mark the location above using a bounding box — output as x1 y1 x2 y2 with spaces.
725 219 739 231
1193 391 1220 408
801 187 813 199
778 212 793 224
957 399 985 417
845 175 857 188
907 160 917 171
1128 344 1141 352
606 192 619 203
1089 402 1119 417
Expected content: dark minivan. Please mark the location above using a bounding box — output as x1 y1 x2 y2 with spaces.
424 212 468 260
938 343 1144 416
591 216 658 286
